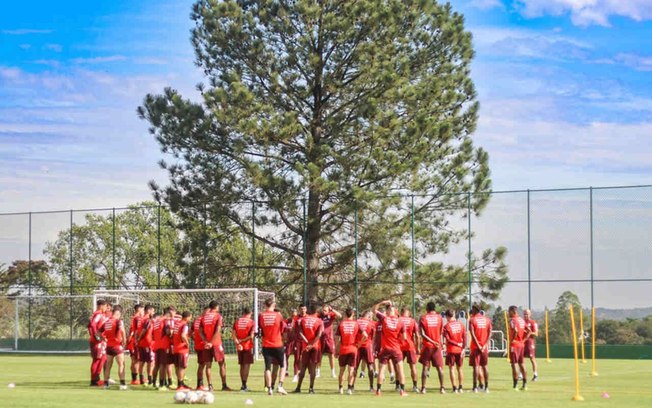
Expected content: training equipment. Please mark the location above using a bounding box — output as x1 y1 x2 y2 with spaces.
569 306 584 401
591 307 598 376
93 288 274 356
202 392 215 404
545 309 552 363
174 391 187 403
579 308 587 363
185 391 199 404
244 399 254 405
8 383 15 388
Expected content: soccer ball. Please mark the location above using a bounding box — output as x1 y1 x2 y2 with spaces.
174 391 187 403
202 392 215 404
185 391 199 404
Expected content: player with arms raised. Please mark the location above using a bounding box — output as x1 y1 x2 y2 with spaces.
469 304 492 392
373 300 408 397
232 306 255 392
524 309 539 381
101 305 127 390
509 305 528 390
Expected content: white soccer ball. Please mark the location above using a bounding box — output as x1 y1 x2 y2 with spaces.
185 391 199 404
244 398 253 405
174 391 187 403
8 383 16 389
202 392 215 404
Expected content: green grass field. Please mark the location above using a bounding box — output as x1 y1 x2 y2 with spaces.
0 355 650 408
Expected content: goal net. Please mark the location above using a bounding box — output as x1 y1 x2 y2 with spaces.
93 288 275 358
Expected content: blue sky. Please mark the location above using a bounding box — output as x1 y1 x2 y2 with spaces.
1 0 651 212
1 1 651 309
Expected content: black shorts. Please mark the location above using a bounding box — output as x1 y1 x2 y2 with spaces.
262 347 286 371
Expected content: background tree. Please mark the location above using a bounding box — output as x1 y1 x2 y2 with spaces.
549 290 582 343
140 0 507 307
0 260 52 296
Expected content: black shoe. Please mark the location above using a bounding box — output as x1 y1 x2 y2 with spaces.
292 388 301 393
308 388 315 394
532 375 538 382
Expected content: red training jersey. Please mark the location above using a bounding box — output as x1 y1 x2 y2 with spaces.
375 311 405 352
172 320 189 354
525 319 538 343
443 320 466 354
102 317 124 348
201 311 223 346
88 310 107 344
399 316 418 352
299 315 324 349
469 314 492 351
258 310 285 348
152 318 169 351
320 311 337 338
510 316 526 346
356 317 375 348
419 312 443 348
233 316 255 351
285 316 298 342
137 316 153 348
192 317 204 351
338 319 361 355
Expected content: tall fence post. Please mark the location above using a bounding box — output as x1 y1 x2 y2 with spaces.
112 208 116 289
589 187 594 309
157 205 161 289
354 203 359 313
302 198 307 304
28 212 32 340
527 189 531 310
251 201 256 288
69 209 74 340
203 204 208 287
467 193 472 312
411 195 416 317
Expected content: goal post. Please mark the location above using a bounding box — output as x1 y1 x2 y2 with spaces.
93 288 275 359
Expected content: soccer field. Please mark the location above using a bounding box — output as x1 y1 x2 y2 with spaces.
0 355 650 408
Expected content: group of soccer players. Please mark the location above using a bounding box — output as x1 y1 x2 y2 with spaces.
87 297 540 396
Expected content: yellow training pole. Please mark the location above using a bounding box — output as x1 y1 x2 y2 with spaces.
545 309 551 363
591 307 598 376
504 310 510 362
569 306 584 401
579 308 586 363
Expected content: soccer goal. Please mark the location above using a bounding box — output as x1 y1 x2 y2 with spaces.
93 288 275 359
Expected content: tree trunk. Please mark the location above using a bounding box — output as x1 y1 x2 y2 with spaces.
305 187 321 304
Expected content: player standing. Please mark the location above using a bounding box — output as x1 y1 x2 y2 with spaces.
232 306 255 392
372 300 408 397
336 307 365 394
200 301 231 391
136 304 155 386
88 299 108 386
293 304 323 394
524 309 539 381
127 304 144 385
509 305 528 390
258 298 288 395
399 308 420 392
418 302 445 394
355 310 376 392
290 304 307 383
443 310 466 393
192 306 210 390
317 305 342 378
468 304 492 392
101 305 127 390
172 311 192 390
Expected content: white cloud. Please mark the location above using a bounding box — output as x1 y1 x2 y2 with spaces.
470 0 505 10
44 43 63 52
71 55 127 64
2 29 53 35
514 0 652 26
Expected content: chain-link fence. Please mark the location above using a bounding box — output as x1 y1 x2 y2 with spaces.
1 185 651 351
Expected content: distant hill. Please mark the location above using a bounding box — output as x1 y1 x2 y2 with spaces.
594 307 652 321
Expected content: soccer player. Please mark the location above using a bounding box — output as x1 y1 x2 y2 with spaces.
418 302 445 394
355 310 376 391
290 304 307 383
232 306 255 392
200 301 231 391
373 300 408 397
88 299 108 386
399 308 420 392
258 298 288 395
337 307 365 394
101 305 128 390
127 304 144 385
136 304 155 386
317 305 342 378
508 305 528 390
469 304 492 392
524 309 539 381
443 310 466 393
172 311 192 390
294 304 323 394
150 313 166 390
193 306 210 390
284 308 298 382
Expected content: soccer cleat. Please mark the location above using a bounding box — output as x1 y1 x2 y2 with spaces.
130 380 140 385
472 387 478 393
518 373 523 380
532 375 538 382
400 390 408 397
412 386 419 393
292 375 298 383
277 386 287 395
177 385 190 391
395 384 400 391
485 388 490 394
513 387 520 392
458 386 463 393
420 387 427 394
521 385 528 391
308 388 315 394
440 387 446 394
222 385 233 391
373 371 378 378
390 374 395 382
267 387 273 396
103 384 110 390
208 385 214 392
375 389 382 396
241 386 250 393
347 388 353 395
359 371 365 378
425 370 430 378
339 387 344 394
97 380 105 386
196 386 209 391
369 387 375 393
157 386 168 392
292 388 301 393
331 369 336 378
119 385 128 391
315 368 321 378
108 379 117 385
